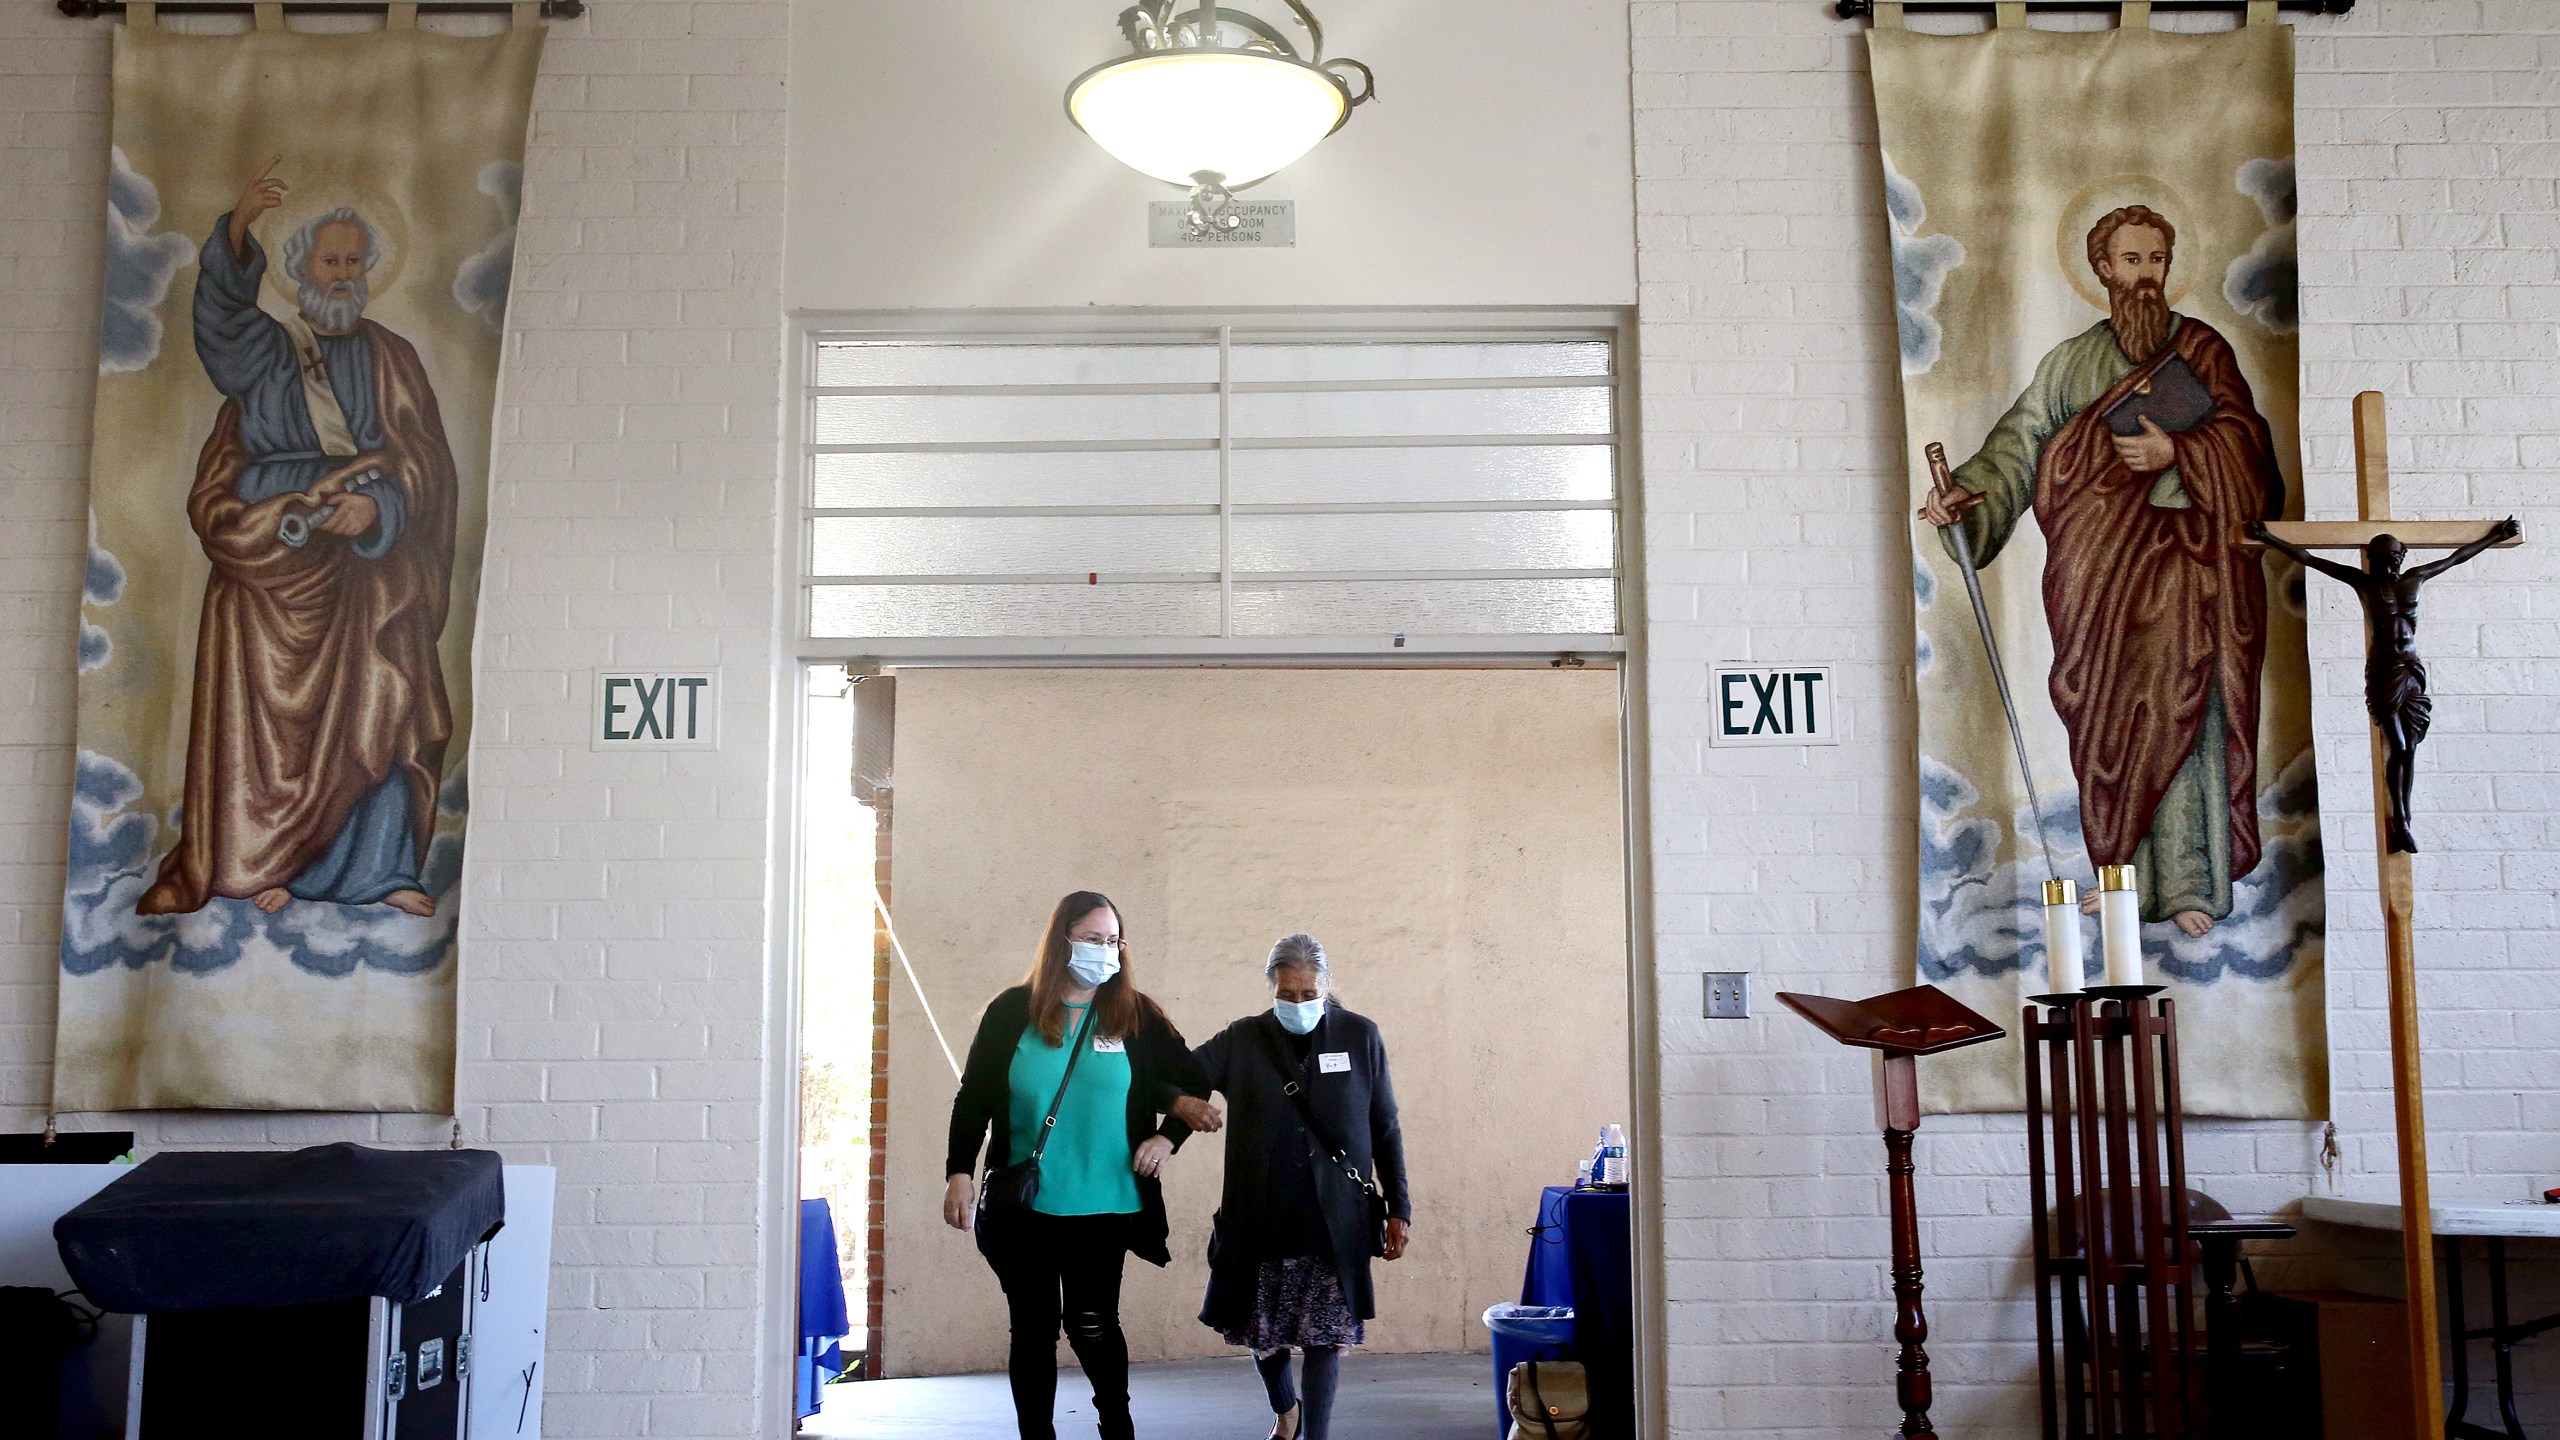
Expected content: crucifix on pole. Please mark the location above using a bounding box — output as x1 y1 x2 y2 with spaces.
2239 390 2524 1440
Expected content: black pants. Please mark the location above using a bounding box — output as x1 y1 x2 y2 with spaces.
985 1211 1135 1440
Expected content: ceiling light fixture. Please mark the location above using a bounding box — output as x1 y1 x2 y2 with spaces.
1066 2 1375 237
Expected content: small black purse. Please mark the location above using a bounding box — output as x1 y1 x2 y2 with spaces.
976 1005 1096 1250
1257 1023 1392 1258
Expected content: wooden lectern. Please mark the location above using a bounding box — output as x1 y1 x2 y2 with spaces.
1779 985 2006 1436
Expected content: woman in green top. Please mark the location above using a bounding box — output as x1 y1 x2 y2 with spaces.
945 890 1208 1440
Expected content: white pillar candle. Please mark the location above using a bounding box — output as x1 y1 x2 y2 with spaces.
2098 864 2144 987
2041 879 2083 997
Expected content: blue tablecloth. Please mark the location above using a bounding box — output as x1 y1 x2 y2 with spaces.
1515 1186 1633 1440
797 1198 852 1419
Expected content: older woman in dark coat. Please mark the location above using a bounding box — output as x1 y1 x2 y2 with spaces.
1162 934 1410 1440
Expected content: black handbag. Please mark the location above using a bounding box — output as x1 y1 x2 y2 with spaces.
976 1004 1096 1250
1256 1022 1392 1257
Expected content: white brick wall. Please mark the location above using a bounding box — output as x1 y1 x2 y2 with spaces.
0 3 787 1436
1635 0 2560 1433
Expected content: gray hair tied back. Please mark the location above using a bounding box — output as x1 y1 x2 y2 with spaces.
1265 933 1331 988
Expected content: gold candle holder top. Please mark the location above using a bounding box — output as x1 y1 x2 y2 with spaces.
2042 878 2080 907
2098 864 2138 893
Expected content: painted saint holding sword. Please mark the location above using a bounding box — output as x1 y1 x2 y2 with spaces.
1917 205 2289 939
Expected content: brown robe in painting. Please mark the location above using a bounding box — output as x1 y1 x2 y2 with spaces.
137 319 457 915
2036 318 2278 885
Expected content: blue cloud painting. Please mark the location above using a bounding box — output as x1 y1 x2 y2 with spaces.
80 515 126 674
1884 152 1966 375
100 145 195 374
452 160 523 330
61 749 467 979
2223 156 2298 334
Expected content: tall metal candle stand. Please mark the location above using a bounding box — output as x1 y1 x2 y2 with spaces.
2025 985 2199 1440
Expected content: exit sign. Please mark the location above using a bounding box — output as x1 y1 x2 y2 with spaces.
1709 665 1837 748
594 671 719 750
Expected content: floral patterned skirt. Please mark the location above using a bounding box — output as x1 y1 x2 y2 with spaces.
1219 1256 1365 1351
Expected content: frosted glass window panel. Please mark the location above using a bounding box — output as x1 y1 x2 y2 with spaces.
1231 579 1618 636
1229 444 1615 506
1228 341 1611 383
1230 511 1616 574
812 342 1219 388
811 583 1222 638
813 451 1219 510
811 392 1219 446
1229 386 1614 439
812 515 1219 577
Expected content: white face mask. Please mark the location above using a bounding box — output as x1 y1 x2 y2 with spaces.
1067 941 1121 988
1273 995 1326 1035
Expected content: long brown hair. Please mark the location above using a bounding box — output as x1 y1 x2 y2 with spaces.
1024 890 1157 1044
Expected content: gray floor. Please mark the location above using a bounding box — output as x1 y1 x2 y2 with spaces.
804 1351 1500 1440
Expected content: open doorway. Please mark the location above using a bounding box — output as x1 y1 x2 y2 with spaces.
793 665 1635 1439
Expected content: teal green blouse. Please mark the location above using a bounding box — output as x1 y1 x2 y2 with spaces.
1006 1002 1141 1216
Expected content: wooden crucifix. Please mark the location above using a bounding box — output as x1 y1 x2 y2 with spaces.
2239 390 2524 1440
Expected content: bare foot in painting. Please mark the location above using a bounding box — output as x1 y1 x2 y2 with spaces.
253 887 293 913
2079 891 2100 916
384 890 436 917
2171 910 2214 938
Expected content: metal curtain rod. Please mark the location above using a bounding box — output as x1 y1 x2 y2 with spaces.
1837 0 2351 15
59 0 585 16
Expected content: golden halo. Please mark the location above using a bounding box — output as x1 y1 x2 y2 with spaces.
2056 173 2198 312
254 182 413 310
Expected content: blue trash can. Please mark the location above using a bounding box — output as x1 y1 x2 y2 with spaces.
1483 1303 1575 1439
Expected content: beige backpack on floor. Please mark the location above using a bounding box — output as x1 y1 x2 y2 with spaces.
1506 1358 1591 1440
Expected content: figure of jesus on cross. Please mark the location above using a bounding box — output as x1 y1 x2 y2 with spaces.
2239 391 2523 1440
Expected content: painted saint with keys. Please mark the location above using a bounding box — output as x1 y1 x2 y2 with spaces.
138 160 461 921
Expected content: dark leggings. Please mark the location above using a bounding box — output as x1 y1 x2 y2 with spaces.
1253 1346 1342 1440
987 1212 1135 1440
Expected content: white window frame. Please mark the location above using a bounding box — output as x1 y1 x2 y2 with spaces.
789 309 1639 662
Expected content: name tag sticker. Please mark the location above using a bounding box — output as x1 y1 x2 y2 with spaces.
1093 1037 1126 1054
1318 1052 1351 1074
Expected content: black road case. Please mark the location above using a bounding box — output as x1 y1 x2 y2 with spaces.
55 1143 504 1439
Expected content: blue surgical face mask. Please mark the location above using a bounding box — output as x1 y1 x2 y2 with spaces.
1067 941 1121 988
1274 995 1326 1035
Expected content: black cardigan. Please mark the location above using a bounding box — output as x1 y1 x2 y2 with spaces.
944 985 1202 1268
1163 1004 1410 1327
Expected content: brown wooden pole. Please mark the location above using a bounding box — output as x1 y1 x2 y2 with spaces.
2353 390 2444 1440
1881 1052 1936 1435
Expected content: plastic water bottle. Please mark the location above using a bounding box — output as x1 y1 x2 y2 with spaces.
1587 1129 1609 1189
1600 1124 1628 1188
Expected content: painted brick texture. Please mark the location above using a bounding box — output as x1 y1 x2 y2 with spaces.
1634 0 2560 1434
0 3 786 1437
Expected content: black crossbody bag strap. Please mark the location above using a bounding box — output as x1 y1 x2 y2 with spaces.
1026 1005 1099 1165
1255 1022 1382 1205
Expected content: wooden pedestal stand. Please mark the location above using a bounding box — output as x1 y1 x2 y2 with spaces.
2025 987 2198 1440
2244 391 2527 1440
1777 985 2006 1436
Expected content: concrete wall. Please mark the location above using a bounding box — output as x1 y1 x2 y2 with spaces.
783 0 1636 311
879 668 1631 1374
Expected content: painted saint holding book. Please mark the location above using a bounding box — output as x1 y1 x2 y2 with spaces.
1916 205 2288 939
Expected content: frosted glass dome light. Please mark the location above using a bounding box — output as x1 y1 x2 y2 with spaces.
1068 51 1349 191
1063 1 1374 229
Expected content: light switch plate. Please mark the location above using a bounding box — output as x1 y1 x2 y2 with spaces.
1703 972 1750 1019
